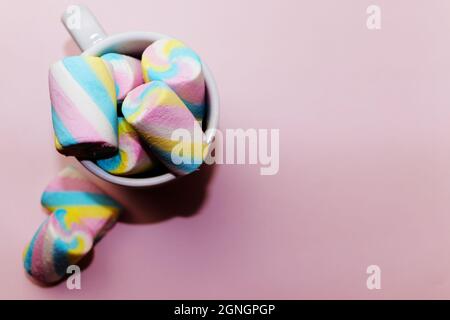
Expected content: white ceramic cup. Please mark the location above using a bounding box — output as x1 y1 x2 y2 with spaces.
61 5 219 187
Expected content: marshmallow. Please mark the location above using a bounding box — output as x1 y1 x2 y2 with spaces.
142 39 206 122
101 53 143 100
97 117 154 176
49 56 118 160
23 208 94 284
122 81 206 175
40 167 122 241
24 167 122 284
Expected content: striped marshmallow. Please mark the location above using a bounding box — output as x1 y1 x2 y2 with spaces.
49 56 118 160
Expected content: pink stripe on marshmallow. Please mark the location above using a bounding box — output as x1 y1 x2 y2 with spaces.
49 73 103 142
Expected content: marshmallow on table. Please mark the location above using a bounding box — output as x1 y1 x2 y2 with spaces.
122 81 206 175
101 53 143 100
23 208 94 284
97 117 154 176
49 56 118 160
24 167 122 284
142 38 206 123
40 166 122 241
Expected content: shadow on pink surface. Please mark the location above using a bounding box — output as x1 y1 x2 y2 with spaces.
106 163 217 224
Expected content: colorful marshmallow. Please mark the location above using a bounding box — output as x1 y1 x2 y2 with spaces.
24 167 122 284
23 208 94 284
49 56 118 160
101 53 143 100
122 81 206 175
142 38 206 122
40 166 122 241
97 117 154 176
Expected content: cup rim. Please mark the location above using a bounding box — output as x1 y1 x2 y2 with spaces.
79 32 219 187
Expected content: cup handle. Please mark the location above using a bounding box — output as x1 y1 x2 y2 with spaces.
61 5 107 51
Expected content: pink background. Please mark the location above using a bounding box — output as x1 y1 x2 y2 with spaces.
1 0 450 299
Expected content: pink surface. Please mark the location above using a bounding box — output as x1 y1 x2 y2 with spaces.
2 0 450 299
